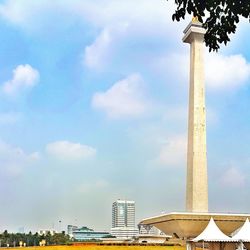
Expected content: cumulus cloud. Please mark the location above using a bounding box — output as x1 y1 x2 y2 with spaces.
0 0 181 73
153 53 189 83
155 52 250 91
92 74 147 118
76 0 176 32
206 54 250 90
46 141 96 161
84 24 128 70
2 64 39 96
0 140 39 178
156 134 187 167
0 1 181 71
220 167 246 188
0 0 177 34
84 27 112 70
81 0 178 70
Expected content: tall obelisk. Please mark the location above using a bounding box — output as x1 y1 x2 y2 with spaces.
183 18 208 212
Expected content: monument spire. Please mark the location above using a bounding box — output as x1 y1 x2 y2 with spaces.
183 20 208 212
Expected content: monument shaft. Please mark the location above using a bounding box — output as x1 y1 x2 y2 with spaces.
140 20 250 240
183 21 208 212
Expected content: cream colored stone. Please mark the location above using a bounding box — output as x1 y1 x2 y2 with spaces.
139 21 250 240
140 212 250 238
183 22 208 212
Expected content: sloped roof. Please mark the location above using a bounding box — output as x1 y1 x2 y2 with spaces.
232 218 250 242
193 217 232 242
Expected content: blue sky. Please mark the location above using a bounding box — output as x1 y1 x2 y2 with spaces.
0 0 250 232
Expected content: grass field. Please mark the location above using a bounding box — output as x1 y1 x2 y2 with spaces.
10 245 185 250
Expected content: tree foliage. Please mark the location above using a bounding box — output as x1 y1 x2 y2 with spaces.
169 0 250 51
0 231 71 247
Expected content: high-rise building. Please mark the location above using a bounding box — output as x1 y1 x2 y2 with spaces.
112 200 135 228
111 199 138 239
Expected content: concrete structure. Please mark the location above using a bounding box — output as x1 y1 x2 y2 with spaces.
67 225 78 238
136 235 169 244
112 200 135 228
183 18 208 213
111 200 138 238
111 227 139 239
138 224 165 235
101 238 132 244
137 225 171 244
72 226 110 241
140 19 250 239
140 212 250 239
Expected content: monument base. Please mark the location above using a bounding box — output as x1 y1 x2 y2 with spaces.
140 212 250 239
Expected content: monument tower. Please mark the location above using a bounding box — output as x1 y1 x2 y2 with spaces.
140 19 250 239
182 18 208 212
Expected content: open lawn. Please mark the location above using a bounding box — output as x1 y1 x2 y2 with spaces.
10 246 185 250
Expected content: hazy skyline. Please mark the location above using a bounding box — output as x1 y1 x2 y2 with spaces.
0 0 250 232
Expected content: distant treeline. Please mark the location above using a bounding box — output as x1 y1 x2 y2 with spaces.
0 230 71 247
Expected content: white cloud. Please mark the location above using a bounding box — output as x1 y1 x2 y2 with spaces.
84 24 128 70
152 52 189 83
220 167 246 188
0 112 22 125
2 64 39 96
0 140 39 178
84 27 112 70
46 141 96 161
80 1 180 70
76 0 176 32
156 134 187 167
92 73 147 118
0 1 182 72
0 0 177 34
206 54 250 90
155 52 250 91
0 0 30 27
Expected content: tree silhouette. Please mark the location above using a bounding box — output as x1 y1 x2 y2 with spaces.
169 0 250 51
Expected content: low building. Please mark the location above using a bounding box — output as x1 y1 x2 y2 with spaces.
136 235 169 244
136 224 171 244
138 224 165 235
72 226 111 241
102 238 132 244
111 227 139 239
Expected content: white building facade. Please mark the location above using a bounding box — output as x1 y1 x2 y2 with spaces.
111 199 138 239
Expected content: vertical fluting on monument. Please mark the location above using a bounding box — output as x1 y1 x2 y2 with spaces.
183 19 208 212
